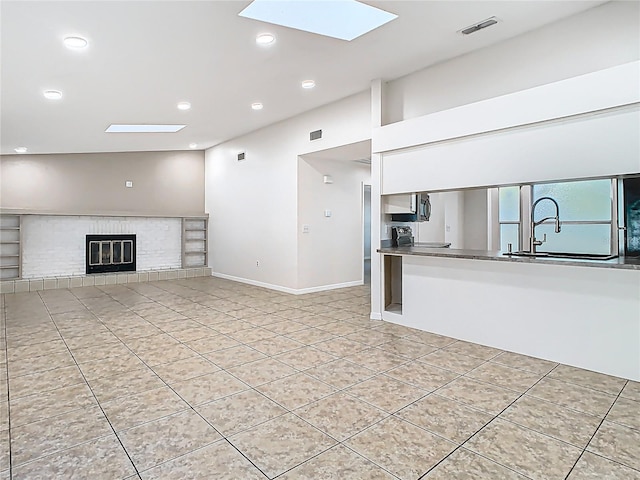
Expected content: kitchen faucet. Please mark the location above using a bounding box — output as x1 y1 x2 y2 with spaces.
529 196 561 254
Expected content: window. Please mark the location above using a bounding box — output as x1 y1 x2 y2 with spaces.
498 186 520 252
498 179 615 255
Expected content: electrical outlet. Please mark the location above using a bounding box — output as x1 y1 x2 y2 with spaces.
256 261 260 267
125 181 133 188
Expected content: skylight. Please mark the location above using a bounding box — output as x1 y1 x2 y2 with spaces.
238 0 397 41
105 124 186 133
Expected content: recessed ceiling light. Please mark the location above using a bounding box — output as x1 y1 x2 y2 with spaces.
189 143 198 149
43 90 63 100
239 0 398 41
256 33 275 45
177 101 191 111
14 147 28 153
63 36 88 49
301 80 316 89
105 124 186 133
251 102 263 110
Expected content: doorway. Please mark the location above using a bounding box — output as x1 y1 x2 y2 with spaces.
297 140 372 290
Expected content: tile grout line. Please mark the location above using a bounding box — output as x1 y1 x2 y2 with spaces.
36 290 142 479
147 278 369 328
1 293 13 480
563 380 628 479
420 361 632 478
114 279 470 478
0 282 364 476
0 300 540 476
69 286 274 480
18 279 632 479
363 353 510 479
416 361 564 479
0 284 550 479
115 280 395 478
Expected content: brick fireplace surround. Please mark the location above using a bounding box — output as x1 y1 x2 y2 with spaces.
0 214 211 294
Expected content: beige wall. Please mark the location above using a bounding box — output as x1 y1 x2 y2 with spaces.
0 150 205 215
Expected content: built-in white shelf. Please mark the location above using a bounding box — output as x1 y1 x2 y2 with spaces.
182 216 208 268
0 215 21 280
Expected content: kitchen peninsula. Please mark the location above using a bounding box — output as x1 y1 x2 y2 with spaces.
370 61 640 382
377 246 640 381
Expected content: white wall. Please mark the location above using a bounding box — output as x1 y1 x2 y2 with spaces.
399 255 640 381
381 104 639 194
416 193 445 244
444 191 464 249
204 92 370 292
463 189 489 250
297 158 371 290
414 189 488 250
385 1 640 124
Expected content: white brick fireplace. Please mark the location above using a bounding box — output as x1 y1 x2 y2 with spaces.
0 213 211 293
22 215 182 278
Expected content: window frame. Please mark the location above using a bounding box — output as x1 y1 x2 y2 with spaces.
497 178 619 255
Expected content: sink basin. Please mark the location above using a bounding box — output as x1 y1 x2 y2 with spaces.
505 251 618 261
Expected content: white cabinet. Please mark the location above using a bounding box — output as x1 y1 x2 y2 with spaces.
383 193 416 214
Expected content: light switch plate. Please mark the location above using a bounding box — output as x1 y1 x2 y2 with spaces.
125 181 133 188
324 210 332 217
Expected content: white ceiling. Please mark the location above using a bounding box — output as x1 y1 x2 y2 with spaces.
1 1 607 155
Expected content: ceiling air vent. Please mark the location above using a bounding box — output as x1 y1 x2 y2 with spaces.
460 16 499 35
310 129 322 141
237 152 245 161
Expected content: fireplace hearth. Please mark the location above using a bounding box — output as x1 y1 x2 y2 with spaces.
86 234 136 274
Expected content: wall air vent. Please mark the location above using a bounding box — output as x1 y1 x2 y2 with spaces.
354 158 372 165
459 16 499 35
310 129 322 141
237 152 246 161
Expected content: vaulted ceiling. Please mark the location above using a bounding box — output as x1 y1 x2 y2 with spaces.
1 1 606 155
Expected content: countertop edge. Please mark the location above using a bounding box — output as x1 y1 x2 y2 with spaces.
377 247 640 271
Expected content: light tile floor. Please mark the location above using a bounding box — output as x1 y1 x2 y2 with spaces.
0 277 638 479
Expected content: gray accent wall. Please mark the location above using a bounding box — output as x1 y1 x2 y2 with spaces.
0 150 205 215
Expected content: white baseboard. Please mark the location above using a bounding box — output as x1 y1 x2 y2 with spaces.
211 272 363 295
296 280 363 295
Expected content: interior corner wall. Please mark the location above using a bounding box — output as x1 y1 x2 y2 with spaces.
385 1 640 123
0 150 205 215
297 158 371 290
204 92 371 292
463 189 489 250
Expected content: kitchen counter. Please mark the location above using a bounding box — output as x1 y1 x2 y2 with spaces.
378 245 640 270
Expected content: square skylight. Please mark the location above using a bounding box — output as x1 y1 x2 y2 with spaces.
238 0 398 41
105 124 186 133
